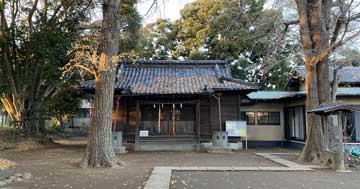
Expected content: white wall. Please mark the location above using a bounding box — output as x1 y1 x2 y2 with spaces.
241 102 285 141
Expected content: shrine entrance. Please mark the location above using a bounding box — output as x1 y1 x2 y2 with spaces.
141 104 196 136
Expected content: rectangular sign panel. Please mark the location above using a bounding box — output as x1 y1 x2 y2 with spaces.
139 130 149 137
226 121 247 137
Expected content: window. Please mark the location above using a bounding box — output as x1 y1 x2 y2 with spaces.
240 111 255 125
257 112 268 125
257 112 280 125
269 112 280 125
78 109 90 118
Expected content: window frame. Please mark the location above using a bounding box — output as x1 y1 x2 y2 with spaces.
240 111 255 125
256 111 280 126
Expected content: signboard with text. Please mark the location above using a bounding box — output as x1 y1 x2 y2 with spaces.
225 121 247 137
226 121 248 149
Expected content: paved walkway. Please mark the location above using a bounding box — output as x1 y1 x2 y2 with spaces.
171 170 358 189
144 153 316 189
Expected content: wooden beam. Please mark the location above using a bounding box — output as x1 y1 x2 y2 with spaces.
140 99 199 105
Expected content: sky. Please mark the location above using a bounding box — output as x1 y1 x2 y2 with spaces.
137 0 196 24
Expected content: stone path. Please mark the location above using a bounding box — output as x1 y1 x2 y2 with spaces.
144 167 172 189
144 153 316 189
255 153 330 169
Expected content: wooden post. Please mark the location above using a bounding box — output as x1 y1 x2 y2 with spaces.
158 104 161 134
135 100 140 151
196 100 201 150
124 98 128 141
213 94 222 131
172 104 176 136
322 116 329 151
237 95 241 120
336 111 346 171
209 97 211 135
113 96 121 132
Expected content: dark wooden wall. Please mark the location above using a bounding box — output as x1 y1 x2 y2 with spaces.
199 94 242 141
114 94 243 143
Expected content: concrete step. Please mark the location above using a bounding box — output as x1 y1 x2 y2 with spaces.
139 143 198 151
139 135 197 143
139 139 196 143
207 146 233 154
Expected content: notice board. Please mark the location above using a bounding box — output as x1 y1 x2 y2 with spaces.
225 121 248 149
225 121 247 137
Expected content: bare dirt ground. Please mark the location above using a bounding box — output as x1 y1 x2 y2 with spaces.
0 138 282 189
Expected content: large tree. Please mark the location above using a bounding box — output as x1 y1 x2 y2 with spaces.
78 0 122 168
209 0 300 89
138 0 301 89
0 0 92 133
138 19 179 59
291 0 360 166
67 0 140 167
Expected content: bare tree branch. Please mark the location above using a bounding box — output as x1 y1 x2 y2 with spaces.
313 29 360 65
282 19 299 39
73 64 97 76
142 0 158 18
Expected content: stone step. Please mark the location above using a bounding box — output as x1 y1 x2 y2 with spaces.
139 139 196 143
139 135 197 143
139 143 198 151
207 146 233 154
113 146 127 154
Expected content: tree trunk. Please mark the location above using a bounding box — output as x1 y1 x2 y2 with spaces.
296 0 330 164
335 112 346 171
298 63 325 162
81 71 119 167
80 0 123 168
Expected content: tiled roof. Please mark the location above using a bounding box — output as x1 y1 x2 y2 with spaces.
294 66 360 84
248 87 360 100
80 60 256 95
121 60 228 65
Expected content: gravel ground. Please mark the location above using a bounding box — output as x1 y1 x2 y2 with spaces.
0 138 281 189
171 170 360 189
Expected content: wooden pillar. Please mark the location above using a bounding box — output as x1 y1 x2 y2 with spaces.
322 116 329 150
172 104 176 136
196 100 201 150
237 95 241 120
208 97 211 134
335 111 346 171
213 94 222 131
124 98 128 140
135 100 140 151
113 96 121 132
